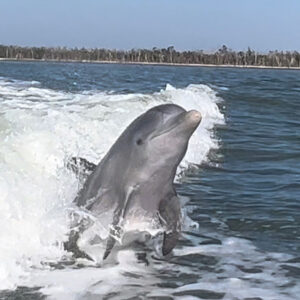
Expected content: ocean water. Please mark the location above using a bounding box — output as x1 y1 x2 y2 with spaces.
0 61 299 300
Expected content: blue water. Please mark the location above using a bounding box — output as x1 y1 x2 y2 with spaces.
0 61 299 299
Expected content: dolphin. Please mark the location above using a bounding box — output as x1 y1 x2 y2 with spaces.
69 104 201 260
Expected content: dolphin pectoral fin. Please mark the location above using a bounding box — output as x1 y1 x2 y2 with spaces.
103 235 117 260
67 157 97 176
159 194 181 256
103 187 136 260
162 230 180 256
102 202 124 260
103 224 123 260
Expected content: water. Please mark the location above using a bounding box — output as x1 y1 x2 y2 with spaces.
0 61 299 300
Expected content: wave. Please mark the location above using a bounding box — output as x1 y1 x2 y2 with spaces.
0 78 224 290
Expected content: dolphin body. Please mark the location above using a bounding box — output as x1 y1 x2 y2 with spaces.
70 104 201 260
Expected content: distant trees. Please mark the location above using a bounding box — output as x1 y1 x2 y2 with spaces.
0 44 299 68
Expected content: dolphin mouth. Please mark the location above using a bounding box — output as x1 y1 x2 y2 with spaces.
150 110 201 140
150 122 180 140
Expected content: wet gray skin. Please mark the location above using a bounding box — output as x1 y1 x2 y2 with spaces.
72 104 201 259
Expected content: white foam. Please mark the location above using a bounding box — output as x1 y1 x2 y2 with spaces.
0 77 225 292
1 77 298 299
171 235 300 300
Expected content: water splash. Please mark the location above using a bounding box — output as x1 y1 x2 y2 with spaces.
0 78 224 291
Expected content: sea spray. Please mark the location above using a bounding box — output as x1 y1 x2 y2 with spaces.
0 77 224 291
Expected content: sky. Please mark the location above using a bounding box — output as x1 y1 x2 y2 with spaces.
1 0 300 52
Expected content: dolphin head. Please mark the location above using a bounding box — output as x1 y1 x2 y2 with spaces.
120 104 202 184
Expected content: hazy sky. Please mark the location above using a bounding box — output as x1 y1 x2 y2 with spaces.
1 0 300 52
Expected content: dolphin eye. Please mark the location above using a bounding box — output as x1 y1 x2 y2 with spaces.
136 138 143 145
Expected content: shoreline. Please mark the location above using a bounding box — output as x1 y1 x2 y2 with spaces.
1 58 300 70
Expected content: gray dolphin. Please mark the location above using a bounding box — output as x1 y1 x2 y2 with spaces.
70 104 201 260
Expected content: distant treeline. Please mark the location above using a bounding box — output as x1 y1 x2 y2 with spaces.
1 44 300 68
